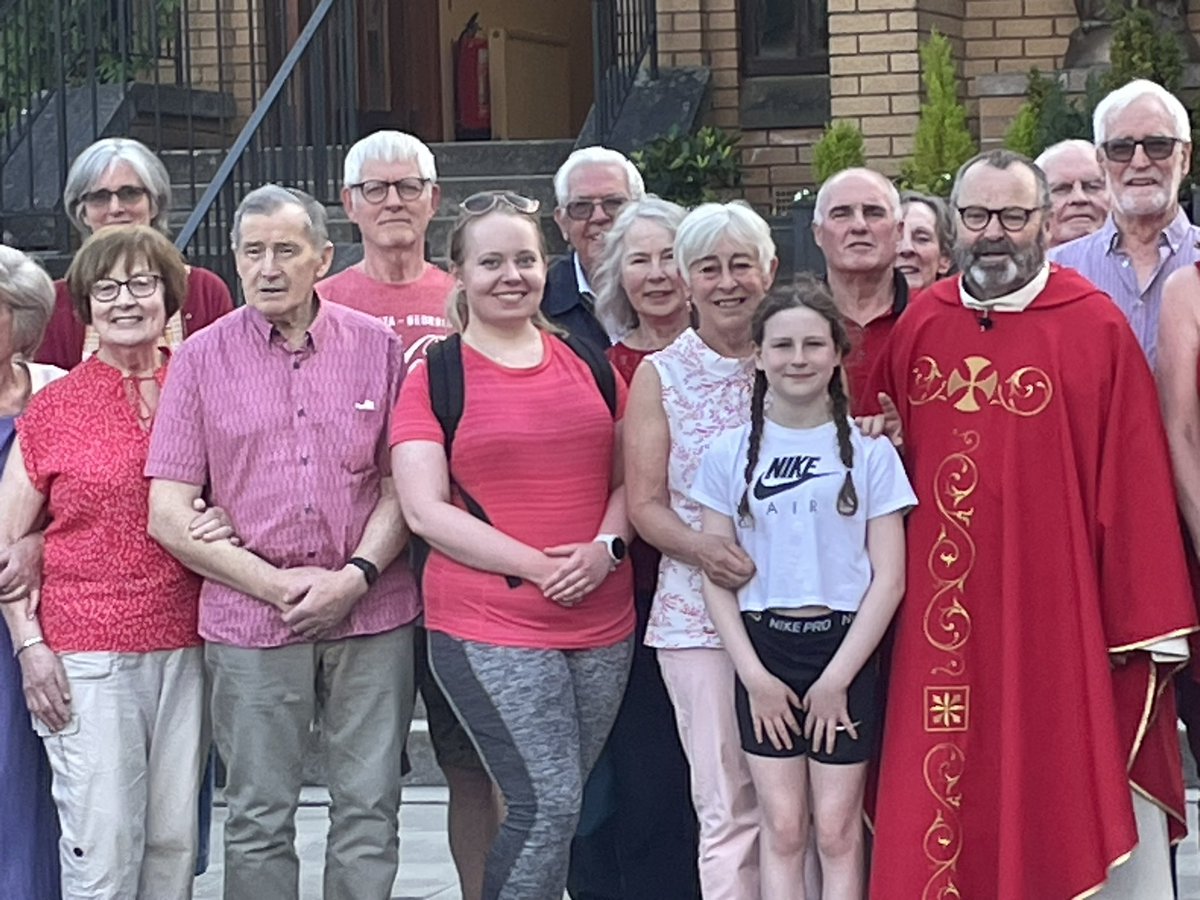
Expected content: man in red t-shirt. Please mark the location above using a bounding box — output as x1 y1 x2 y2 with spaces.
812 167 909 413
315 131 496 900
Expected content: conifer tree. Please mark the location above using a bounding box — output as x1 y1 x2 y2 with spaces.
902 31 976 196
812 121 867 185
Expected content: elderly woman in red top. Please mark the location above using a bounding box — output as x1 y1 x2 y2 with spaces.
0 225 205 899
36 137 233 370
393 191 635 900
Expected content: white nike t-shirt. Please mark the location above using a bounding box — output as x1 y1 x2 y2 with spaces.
691 418 917 614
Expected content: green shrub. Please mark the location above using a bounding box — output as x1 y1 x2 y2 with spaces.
811 121 866 185
901 30 976 196
630 126 743 207
1102 5 1184 93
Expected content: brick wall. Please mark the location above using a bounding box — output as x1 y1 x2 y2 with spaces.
173 0 268 118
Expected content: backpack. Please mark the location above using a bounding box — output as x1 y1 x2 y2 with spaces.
409 332 618 588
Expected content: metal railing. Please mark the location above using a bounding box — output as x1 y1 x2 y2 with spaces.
174 0 358 288
0 0 234 253
590 0 658 145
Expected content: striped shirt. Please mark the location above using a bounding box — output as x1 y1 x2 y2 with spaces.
1048 209 1200 368
146 301 418 649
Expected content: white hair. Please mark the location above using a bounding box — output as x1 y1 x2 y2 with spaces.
231 184 329 250
343 130 437 186
62 137 172 236
553 146 645 206
675 201 776 288
813 167 902 226
1093 79 1192 145
0 245 55 359
592 196 687 336
1034 138 1099 170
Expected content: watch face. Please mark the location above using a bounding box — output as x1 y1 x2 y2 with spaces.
611 537 627 561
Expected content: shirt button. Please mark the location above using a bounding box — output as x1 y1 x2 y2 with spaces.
306 551 316 559
293 360 300 370
305 504 313 513
300 456 308 465
297 408 305 417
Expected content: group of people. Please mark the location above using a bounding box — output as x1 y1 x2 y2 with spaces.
0 73 1198 900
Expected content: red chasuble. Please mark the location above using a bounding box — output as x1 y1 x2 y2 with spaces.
866 265 1198 900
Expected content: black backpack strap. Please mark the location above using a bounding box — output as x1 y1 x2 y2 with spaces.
424 335 522 590
560 333 618 417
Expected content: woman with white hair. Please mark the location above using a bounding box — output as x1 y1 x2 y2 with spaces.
0 245 66 898
574 196 700 897
625 200 778 899
36 137 233 369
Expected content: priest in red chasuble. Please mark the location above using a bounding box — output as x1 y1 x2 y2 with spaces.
867 149 1198 900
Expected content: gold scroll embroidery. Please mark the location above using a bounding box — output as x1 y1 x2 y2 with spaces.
923 743 965 900
910 355 1053 417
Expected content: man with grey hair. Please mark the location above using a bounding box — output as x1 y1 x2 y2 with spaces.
811 166 908 409
1049 79 1199 369
866 149 1195 899
317 130 499 900
146 184 416 900
1036 139 1111 247
543 146 646 350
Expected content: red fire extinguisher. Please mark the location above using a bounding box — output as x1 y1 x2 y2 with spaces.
455 13 491 140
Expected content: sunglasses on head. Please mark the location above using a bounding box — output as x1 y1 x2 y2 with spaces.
1100 136 1182 162
460 191 540 216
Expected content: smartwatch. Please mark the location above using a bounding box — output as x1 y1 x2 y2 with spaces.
595 533 627 565
347 556 380 586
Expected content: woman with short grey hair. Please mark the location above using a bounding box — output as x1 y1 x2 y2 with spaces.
897 190 955 292
0 244 66 899
37 137 234 370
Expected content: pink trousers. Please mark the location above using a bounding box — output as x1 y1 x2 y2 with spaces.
658 647 761 900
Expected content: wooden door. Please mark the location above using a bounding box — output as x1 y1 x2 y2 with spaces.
359 0 442 140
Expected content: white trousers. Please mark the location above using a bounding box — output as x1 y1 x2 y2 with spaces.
36 647 205 900
1091 790 1174 900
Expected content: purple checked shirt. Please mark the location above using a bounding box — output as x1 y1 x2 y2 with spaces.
146 301 418 649
1048 209 1200 369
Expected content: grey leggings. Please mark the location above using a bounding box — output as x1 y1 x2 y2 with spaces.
428 631 633 900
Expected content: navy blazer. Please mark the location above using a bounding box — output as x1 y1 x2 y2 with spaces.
541 254 610 353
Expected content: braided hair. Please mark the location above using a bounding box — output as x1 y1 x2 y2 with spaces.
736 275 857 524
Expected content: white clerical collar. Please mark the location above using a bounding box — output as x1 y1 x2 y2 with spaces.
573 252 595 298
958 262 1051 313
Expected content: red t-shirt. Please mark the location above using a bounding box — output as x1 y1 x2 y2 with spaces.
37 266 234 371
316 263 455 371
17 356 201 653
391 333 634 649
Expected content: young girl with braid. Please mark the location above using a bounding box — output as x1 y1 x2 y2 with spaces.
690 277 915 899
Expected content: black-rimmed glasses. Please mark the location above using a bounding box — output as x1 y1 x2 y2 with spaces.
1100 136 1183 163
563 196 627 221
89 273 162 303
81 185 150 207
957 206 1041 233
460 190 541 215
349 178 432 204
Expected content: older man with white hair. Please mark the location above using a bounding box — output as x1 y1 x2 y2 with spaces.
1036 139 1111 247
1049 79 1200 370
811 167 908 409
543 146 645 350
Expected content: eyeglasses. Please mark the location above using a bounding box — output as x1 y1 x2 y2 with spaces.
81 185 150 207
350 178 431 204
1100 136 1182 162
563 196 628 221
460 190 541 215
89 273 162 303
957 206 1041 233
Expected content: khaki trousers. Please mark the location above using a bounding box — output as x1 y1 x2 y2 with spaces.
37 647 205 900
207 627 415 900
658 647 762 900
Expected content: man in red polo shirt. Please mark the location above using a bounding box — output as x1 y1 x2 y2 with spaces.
813 167 909 412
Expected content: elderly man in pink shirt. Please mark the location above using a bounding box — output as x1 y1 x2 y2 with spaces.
146 185 416 900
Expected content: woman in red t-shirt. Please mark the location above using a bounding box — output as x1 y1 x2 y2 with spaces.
0 226 208 899
392 191 634 900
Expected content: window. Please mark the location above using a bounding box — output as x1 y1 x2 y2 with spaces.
741 0 829 76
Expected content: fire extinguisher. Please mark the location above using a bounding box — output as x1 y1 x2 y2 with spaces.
455 13 491 140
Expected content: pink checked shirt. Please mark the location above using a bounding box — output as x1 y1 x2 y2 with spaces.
146 301 418 648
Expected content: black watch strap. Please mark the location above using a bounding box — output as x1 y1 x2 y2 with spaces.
347 556 380 586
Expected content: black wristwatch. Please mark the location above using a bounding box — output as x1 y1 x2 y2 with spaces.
347 556 380 586
595 534 627 564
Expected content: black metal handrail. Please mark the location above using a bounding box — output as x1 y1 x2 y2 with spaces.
590 0 658 145
174 0 358 289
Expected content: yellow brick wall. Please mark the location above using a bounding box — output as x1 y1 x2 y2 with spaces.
178 0 268 118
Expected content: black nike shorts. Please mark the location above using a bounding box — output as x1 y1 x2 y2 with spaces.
734 609 879 763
